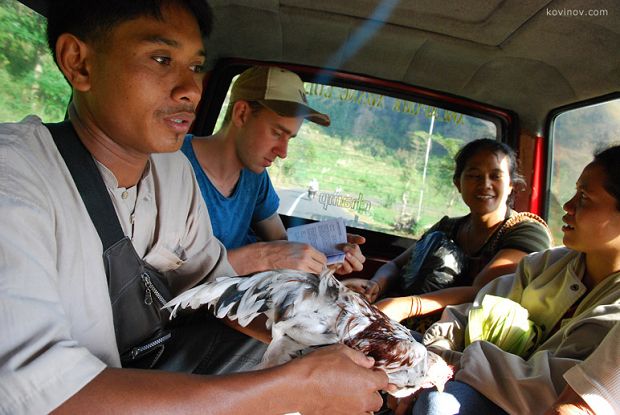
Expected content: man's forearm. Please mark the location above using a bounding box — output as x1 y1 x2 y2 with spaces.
53 366 302 415
228 241 326 275
227 243 269 275
53 344 387 415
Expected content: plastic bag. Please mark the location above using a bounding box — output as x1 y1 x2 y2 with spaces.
399 231 466 295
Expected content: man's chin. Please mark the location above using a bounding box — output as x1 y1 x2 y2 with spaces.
157 133 187 153
248 165 266 174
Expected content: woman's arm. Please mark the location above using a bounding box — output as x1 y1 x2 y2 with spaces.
342 241 417 302
376 248 527 321
376 245 416 292
469 248 529 290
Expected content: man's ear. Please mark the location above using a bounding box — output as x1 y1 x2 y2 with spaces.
231 100 250 127
55 33 92 92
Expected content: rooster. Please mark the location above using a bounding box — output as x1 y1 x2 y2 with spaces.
165 268 452 397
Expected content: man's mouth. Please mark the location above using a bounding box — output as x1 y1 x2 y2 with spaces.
475 195 494 200
163 112 195 132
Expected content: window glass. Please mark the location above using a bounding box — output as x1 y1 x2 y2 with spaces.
214 78 498 238
548 98 620 242
0 0 70 123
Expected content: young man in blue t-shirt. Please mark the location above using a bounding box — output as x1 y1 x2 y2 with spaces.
182 66 365 275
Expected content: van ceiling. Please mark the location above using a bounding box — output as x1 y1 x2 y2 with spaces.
21 0 620 132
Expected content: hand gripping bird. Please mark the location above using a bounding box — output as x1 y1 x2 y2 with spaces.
164 268 453 397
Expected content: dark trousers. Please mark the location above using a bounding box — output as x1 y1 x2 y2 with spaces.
156 311 268 375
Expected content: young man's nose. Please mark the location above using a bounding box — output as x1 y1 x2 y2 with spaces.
274 140 288 159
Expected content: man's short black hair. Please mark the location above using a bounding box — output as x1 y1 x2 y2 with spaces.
46 0 213 61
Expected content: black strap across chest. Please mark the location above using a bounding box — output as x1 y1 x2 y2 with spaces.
46 121 125 250
46 121 175 368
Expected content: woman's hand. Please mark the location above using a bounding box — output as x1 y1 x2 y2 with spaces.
341 278 380 302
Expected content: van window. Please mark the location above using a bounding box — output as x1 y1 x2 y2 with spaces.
214 77 499 238
0 0 70 123
547 97 620 242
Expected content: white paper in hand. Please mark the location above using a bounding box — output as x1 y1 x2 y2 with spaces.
286 218 347 265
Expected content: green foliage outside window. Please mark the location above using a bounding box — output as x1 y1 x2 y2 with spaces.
0 0 70 123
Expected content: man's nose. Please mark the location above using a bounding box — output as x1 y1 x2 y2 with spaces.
274 139 288 159
172 70 203 105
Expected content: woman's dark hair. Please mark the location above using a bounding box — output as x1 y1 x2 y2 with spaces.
47 0 213 63
452 138 525 206
593 144 620 210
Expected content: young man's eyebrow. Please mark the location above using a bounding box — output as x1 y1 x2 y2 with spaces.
141 35 206 57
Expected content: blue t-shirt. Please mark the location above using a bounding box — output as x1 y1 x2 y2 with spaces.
181 135 280 249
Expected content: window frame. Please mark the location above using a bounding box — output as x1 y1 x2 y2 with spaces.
543 91 620 221
193 58 517 260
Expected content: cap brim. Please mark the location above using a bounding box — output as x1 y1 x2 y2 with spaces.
259 100 331 127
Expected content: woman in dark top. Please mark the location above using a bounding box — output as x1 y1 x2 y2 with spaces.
344 138 552 322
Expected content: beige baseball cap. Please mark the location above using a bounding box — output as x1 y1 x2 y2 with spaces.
230 66 331 127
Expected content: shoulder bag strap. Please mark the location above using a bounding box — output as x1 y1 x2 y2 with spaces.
46 121 125 251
